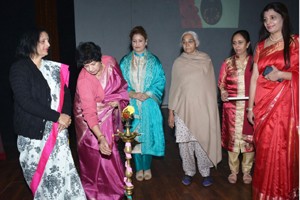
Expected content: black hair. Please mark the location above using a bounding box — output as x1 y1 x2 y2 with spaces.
129 26 148 41
230 30 253 56
76 42 102 68
15 27 48 59
259 2 292 68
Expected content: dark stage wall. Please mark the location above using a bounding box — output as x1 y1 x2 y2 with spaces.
74 0 299 105
0 0 298 148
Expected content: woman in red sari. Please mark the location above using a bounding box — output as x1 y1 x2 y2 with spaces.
247 2 299 199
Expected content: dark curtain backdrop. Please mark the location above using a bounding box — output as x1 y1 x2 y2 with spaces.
0 0 77 148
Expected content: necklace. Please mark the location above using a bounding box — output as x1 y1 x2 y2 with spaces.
269 35 283 42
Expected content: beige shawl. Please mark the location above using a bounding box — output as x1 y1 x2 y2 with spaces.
168 51 222 166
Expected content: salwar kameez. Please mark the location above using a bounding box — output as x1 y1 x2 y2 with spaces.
120 51 166 173
175 114 213 177
218 55 254 174
168 51 222 170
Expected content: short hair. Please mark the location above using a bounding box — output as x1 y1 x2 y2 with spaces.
76 42 102 68
181 31 200 47
16 28 48 59
129 26 148 41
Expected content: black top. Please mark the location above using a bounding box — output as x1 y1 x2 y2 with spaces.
9 58 71 140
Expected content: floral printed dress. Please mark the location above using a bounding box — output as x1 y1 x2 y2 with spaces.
17 60 86 200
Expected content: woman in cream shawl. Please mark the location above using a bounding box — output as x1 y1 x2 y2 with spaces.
168 31 221 187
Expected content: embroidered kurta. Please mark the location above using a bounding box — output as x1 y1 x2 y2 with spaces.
120 51 166 156
74 55 129 200
252 35 299 200
168 51 222 167
218 55 254 153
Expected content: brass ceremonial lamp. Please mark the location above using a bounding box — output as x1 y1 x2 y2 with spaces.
115 106 139 198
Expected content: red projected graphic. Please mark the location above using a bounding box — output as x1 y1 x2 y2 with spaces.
179 0 202 28
179 0 239 29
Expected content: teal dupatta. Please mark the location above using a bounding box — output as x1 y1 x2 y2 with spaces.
120 50 165 156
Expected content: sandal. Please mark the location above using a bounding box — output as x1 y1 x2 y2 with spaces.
136 170 144 181
228 173 237 184
243 173 252 184
144 169 152 180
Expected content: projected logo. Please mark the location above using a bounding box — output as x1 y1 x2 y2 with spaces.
179 0 240 28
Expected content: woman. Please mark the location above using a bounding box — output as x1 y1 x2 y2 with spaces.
168 31 221 187
119 26 166 181
9 28 86 199
218 30 254 185
247 2 299 199
74 42 129 200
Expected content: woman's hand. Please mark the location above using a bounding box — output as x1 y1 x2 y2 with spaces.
140 93 149 101
133 92 149 102
168 109 175 129
108 101 119 108
91 125 111 155
98 136 112 156
221 90 229 102
58 113 71 132
265 66 281 82
247 110 254 125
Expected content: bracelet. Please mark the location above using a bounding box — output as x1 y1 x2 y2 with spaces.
246 107 253 111
97 135 105 142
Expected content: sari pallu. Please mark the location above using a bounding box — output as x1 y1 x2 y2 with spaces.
17 60 86 200
252 35 299 200
74 56 129 200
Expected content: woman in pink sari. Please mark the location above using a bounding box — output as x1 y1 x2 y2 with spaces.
247 2 299 199
74 42 129 200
